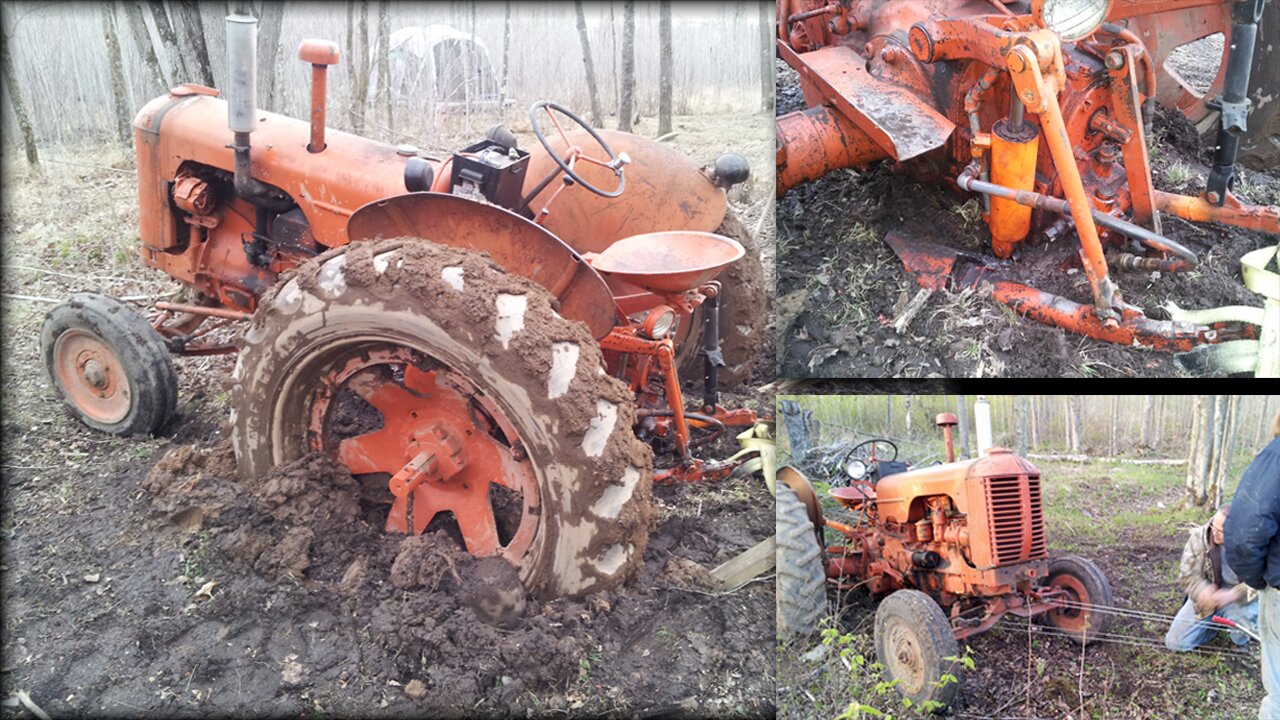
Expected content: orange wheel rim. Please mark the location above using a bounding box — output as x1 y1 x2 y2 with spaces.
53 329 130 424
306 344 540 567
1048 574 1092 634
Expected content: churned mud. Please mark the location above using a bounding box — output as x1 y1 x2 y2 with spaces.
2 428 773 717
776 61 1280 378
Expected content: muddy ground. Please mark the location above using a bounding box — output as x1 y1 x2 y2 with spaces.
0 112 775 718
776 58 1280 378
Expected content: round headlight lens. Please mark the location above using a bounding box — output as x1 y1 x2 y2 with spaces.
1037 0 1110 41
642 306 677 340
846 459 867 480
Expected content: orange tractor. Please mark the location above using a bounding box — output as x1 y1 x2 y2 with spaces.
777 414 1112 708
776 0 1279 351
39 14 766 598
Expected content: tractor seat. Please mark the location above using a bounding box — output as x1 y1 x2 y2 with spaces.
830 483 875 510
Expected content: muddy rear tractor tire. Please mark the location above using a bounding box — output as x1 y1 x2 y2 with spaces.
1041 555 1114 644
677 209 768 389
1240 0 1280 170
874 589 961 712
776 482 827 639
40 293 177 436
230 239 655 598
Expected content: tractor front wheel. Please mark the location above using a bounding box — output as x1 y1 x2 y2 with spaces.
41 293 177 436
874 589 961 712
776 482 827 638
1042 555 1114 644
230 239 654 598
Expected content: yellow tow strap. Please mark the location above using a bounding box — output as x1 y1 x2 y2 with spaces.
1166 239 1280 378
727 421 776 495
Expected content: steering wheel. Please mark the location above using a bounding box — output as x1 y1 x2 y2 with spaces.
840 439 899 482
529 100 628 198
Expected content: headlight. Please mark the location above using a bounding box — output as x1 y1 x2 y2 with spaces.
846 459 866 481
641 306 677 340
1034 0 1111 41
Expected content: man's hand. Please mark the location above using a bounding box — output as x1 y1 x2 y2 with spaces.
1197 585 1244 609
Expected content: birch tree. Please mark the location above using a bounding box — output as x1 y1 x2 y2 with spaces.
573 0 602 126
617 0 636 132
102 2 132 144
124 1 167 91
658 0 672 136
0 3 40 173
175 1 214 86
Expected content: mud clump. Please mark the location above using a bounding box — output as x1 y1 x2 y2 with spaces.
142 442 242 533
461 557 528 628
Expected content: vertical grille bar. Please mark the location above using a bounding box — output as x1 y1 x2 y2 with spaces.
985 474 1047 564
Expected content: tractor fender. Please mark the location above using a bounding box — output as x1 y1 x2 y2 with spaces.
347 192 621 340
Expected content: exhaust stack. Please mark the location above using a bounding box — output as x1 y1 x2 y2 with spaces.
935 413 958 463
974 395 993 456
298 40 341 153
225 13 265 201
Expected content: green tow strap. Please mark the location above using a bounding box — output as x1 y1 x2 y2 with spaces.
1167 240 1280 377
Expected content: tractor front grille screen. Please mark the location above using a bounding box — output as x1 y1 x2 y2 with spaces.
985 475 1047 564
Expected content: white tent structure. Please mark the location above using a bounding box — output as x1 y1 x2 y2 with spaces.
388 24 501 111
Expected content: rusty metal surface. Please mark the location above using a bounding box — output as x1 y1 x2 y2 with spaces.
778 41 955 161
587 231 744 294
1154 191 1280 234
523 129 728 254
347 193 620 339
775 105 889 195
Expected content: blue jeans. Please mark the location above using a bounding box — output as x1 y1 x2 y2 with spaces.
1164 595 1258 652
1260 587 1280 720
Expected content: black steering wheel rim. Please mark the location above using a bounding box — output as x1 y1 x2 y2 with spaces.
840 438 899 478
528 100 625 198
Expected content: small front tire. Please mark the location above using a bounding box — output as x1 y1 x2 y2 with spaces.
41 293 177 436
1042 555 1114 644
874 589 961 711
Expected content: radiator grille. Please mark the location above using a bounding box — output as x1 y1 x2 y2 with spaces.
985 475 1046 564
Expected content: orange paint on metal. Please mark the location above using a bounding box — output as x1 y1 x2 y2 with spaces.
53 329 131 425
307 346 539 564
523 129 728 254
1106 46 1161 231
346 193 622 339
988 119 1039 258
1154 191 1280 234
153 301 253 321
1007 43 1118 318
775 105 888 195
587 231 744 295
777 40 955 162
298 39 340 153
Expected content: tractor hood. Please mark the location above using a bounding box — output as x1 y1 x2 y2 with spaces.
522 129 729 254
874 448 1039 524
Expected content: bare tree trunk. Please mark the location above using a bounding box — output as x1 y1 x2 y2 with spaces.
175 1 214 86
147 1 187 82
904 396 913 437
1014 396 1027 457
0 4 41 173
658 0 672 136
957 395 970 460
1141 395 1154 449
353 1 369 134
573 0 603 126
1206 395 1230 507
1186 396 1217 507
256 0 284 111
1029 394 1038 450
498 1 510 112
125 1 167 91
617 0 635 131
345 0 355 125
759 0 772 112
885 395 892 433
1067 396 1081 453
102 3 133 145
1210 395 1238 508
1110 395 1118 457
1258 395 1275 451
